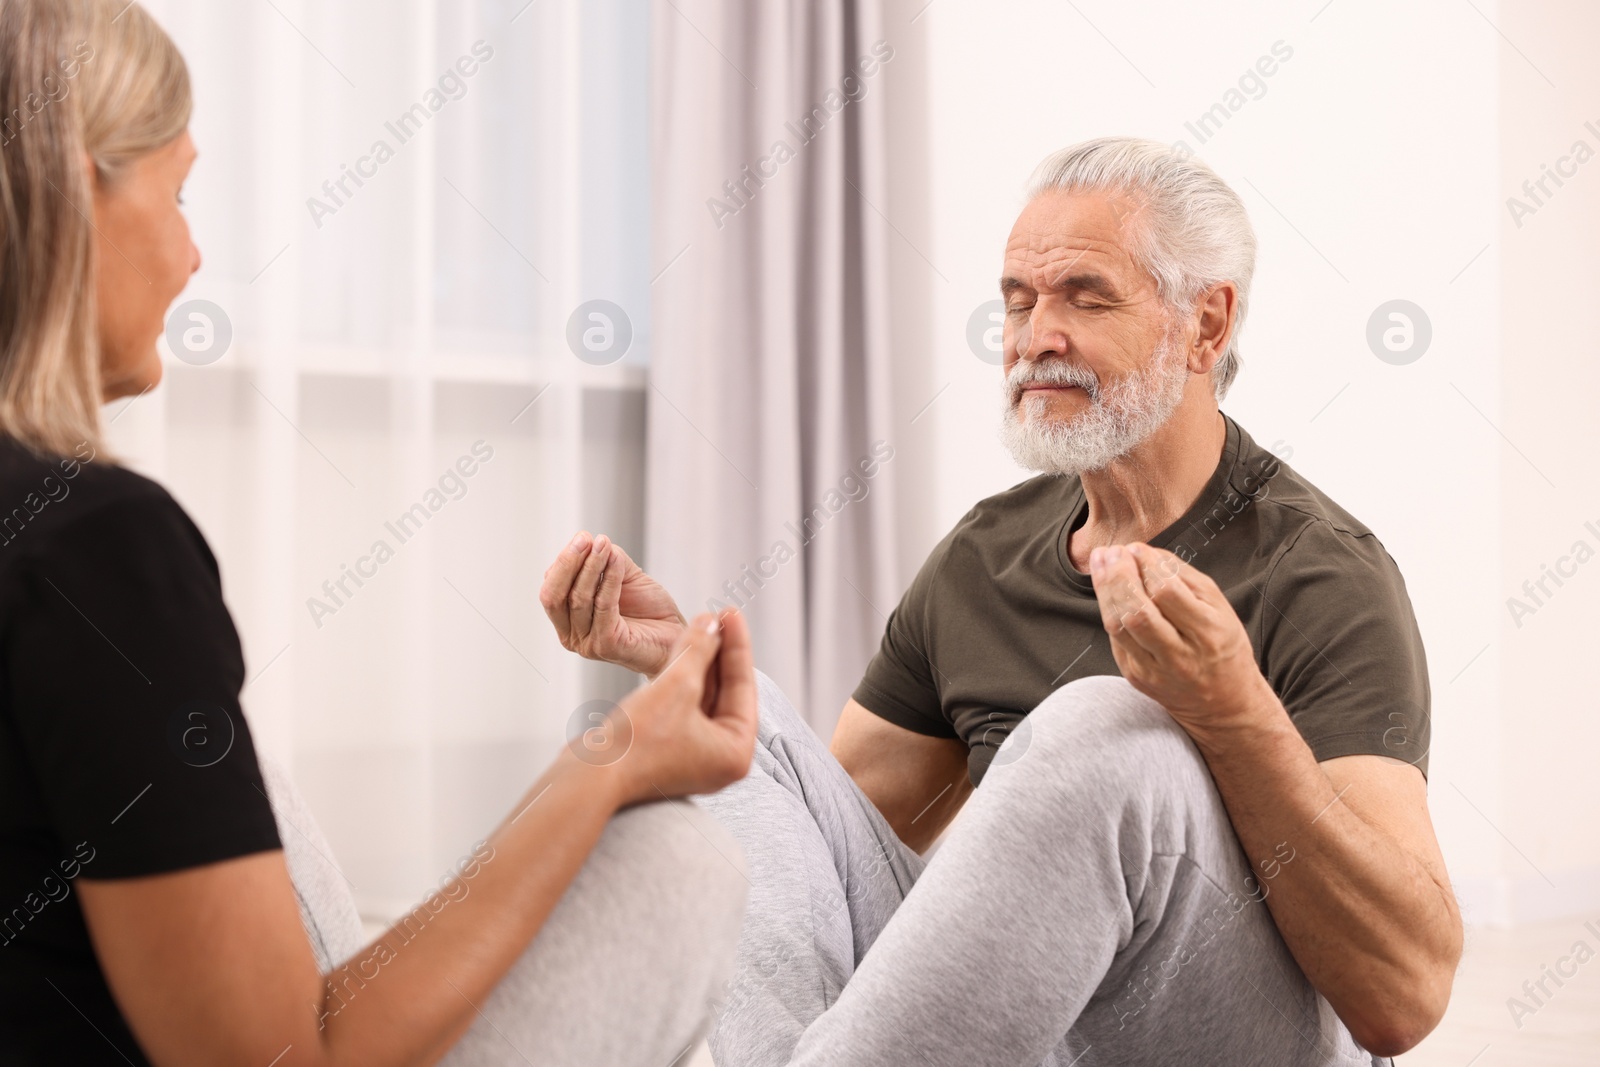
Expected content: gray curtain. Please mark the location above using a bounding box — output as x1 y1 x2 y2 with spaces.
647 0 899 736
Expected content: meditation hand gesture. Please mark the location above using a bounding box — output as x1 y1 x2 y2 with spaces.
604 608 759 804
540 531 688 678
1088 541 1279 739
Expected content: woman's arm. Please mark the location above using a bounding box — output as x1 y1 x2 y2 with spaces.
77 610 757 1067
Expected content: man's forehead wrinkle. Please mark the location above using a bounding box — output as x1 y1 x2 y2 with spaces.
1002 237 1134 294
1005 224 1124 254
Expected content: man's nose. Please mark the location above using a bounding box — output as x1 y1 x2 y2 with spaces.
1018 307 1069 362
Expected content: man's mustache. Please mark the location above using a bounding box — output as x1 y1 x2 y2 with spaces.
1005 359 1102 405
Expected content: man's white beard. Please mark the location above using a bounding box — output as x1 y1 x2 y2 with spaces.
998 327 1190 476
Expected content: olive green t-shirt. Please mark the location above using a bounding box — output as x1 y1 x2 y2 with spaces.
853 414 1431 787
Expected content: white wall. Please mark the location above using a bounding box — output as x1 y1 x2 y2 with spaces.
884 0 1596 925
1495 0 1600 923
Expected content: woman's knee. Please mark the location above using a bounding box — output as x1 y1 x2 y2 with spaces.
439 800 748 1067
599 798 748 943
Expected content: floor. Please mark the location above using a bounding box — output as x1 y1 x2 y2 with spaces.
1397 920 1600 1066
680 921 1600 1066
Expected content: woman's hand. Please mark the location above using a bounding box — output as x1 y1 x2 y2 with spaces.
598 609 759 807
540 531 687 678
77 613 757 1067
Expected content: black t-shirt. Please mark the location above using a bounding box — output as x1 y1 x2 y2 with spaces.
0 435 281 1065
854 414 1432 786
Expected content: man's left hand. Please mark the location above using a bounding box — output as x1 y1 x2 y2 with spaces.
1088 542 1277 737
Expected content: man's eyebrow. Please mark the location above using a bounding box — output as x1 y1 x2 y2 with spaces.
999 271 1120 299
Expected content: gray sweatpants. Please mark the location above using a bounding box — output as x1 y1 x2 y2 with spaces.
697 671 1389 1067
260 756 747 1067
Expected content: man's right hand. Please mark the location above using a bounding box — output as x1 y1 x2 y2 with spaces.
540 531 688 678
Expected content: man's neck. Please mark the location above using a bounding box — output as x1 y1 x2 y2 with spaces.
1067 404 1227 571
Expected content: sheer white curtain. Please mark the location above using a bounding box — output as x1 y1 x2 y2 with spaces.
110 0 650 919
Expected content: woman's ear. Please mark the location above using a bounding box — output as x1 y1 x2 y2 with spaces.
81 149 99 190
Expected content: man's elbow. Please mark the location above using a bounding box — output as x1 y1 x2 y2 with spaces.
1354 891 1465 1055
1350 1014 1436 1059
1346 957 1459 1057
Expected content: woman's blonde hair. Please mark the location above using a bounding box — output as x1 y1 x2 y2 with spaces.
0 0 190 458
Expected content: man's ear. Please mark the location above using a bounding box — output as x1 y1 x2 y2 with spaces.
1188 282 1237 375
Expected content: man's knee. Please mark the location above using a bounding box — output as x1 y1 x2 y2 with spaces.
988 674 1217 818
1000 674 1193 766
755 668 812 744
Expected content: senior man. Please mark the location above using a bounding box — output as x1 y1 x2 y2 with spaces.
539 137 1461 1066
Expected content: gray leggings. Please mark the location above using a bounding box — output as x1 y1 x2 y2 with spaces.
261 756 746 1067
696 671 1389 1067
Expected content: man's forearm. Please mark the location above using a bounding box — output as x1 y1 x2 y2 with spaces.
1185 680 1461 1056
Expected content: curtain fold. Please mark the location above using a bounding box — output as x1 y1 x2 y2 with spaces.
648 0 899 736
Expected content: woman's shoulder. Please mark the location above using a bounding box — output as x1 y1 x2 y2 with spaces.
0 434 210 577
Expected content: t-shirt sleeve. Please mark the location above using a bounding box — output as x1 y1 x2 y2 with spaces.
4 490 281 878
851 525 960 739
1259 520 1432 777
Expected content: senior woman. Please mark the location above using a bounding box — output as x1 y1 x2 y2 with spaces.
0 2 754 1064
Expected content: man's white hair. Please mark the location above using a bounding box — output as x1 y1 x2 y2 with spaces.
1025 137 1258 402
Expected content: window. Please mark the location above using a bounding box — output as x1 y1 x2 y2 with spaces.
122 0 650 917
